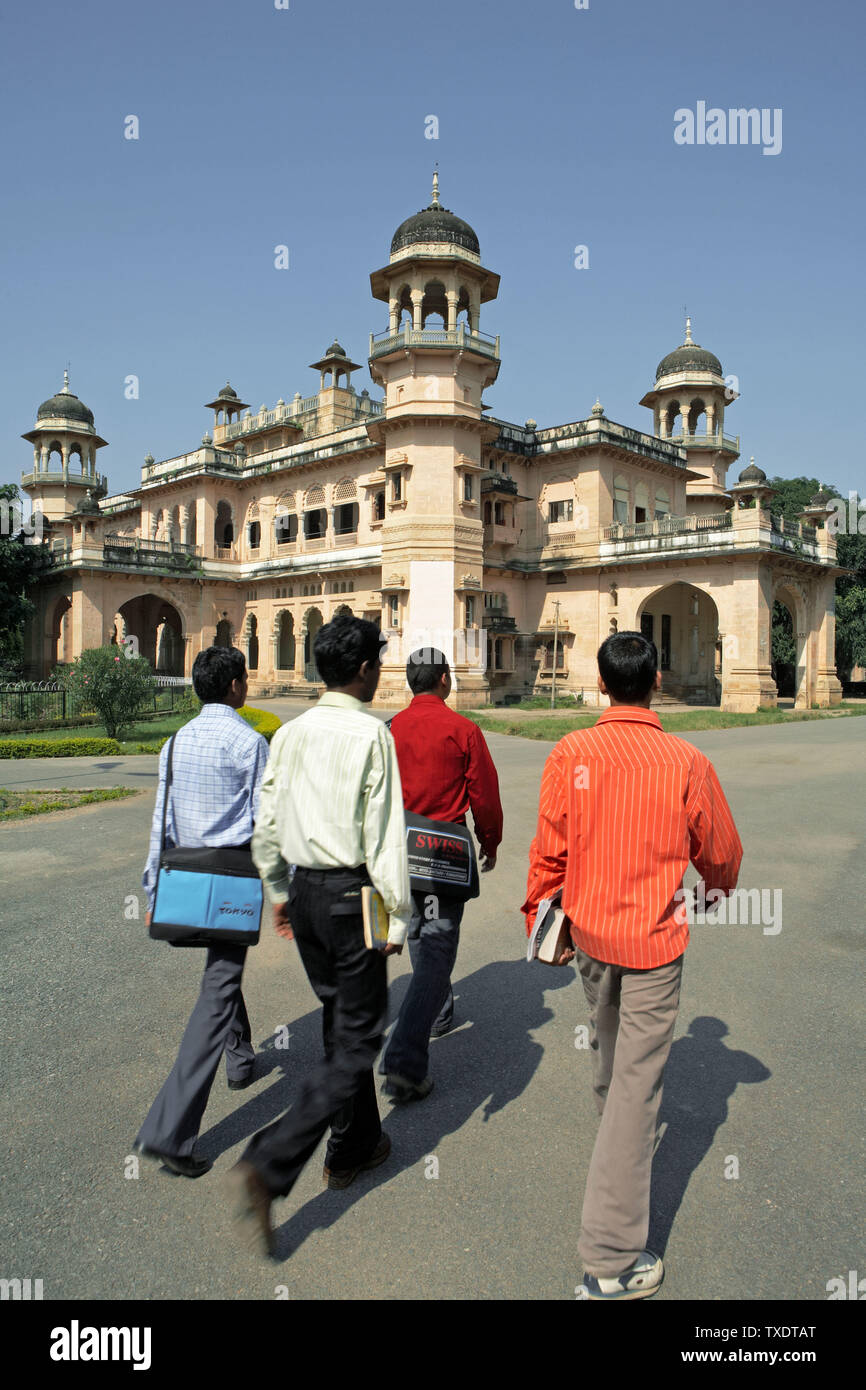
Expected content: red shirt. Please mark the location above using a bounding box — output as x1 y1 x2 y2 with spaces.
522 706 743 969
389 694 504 858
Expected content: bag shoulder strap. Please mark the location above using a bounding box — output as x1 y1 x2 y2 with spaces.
159 734 177 858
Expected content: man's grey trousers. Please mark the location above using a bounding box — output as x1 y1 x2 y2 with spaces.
575 947 684 1277
137 943 255 1158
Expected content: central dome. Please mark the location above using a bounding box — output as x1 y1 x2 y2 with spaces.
390 172 479 256
655 321 722 381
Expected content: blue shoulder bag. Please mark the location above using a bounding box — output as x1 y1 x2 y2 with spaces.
149 733 263 947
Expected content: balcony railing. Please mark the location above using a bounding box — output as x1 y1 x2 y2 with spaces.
369 324 500 361
21 468 109 492
666 431 740 452
482 614 517 633
602 513 733 541
334 531 359 547
103 535 203 571
218 393 384 443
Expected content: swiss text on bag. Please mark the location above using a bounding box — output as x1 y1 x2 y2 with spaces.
406 812 480 902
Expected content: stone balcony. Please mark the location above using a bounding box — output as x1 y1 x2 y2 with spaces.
369 324 500 362
540 509 835 567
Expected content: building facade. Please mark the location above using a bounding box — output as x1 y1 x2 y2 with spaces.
20 177 843 712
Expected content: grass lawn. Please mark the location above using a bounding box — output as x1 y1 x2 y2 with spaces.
0 787 139 821
466 703 866 741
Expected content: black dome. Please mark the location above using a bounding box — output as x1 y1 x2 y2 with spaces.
655 344 723 381
738 461 767 484
75 490 101 515
391 205 480 256
37 390 94 426
808 486 834 506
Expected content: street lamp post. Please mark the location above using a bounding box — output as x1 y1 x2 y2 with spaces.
550 599 561 710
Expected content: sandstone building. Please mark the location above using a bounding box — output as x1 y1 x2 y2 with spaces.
20 176 843 711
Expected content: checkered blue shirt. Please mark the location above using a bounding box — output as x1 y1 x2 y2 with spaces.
143 703 270 907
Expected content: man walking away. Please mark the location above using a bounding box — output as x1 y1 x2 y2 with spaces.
136 647 269 1178
382 648 502 1101
522 632 742 1300
226 615 411 1257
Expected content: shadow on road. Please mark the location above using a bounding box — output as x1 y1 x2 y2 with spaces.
198 957 573 1262
648 1016 771 1256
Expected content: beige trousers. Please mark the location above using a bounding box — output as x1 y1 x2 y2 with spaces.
576 946 684 1277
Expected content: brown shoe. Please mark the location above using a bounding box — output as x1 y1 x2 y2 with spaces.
323 1131 391 1190
225 1160 274 1258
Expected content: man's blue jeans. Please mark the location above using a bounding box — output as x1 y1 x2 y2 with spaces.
383 890 465 1084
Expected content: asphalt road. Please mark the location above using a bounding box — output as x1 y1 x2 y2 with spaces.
1 716 863 1301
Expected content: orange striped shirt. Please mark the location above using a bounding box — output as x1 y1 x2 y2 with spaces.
522 707 743 969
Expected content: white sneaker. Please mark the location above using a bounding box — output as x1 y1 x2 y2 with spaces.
580 1251 664 1301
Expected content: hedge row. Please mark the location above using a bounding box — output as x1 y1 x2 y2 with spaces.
0 707 281 758
237 706 282 741
0 715 101 735
0 738 122 758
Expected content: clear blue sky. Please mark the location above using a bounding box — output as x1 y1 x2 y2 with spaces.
2 0 864 497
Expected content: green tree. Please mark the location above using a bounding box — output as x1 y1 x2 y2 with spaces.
58 646 155 739
0 483 51 677
766 475 839 523
768 475 866 681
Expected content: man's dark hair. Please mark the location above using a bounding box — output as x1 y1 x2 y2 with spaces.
193 646 246 703
406 647 449 695
597 631 658 702
314 615 384 687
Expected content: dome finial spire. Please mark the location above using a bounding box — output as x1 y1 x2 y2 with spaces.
684 315 693 344
431 163 440 209
63 366 70 392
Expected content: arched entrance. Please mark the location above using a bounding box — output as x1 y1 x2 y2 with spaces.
118 595 185 675
302 607 323 681
214 619 233 648
637 582 720 705
773 581 809 708
51 596 73 667
276 612 295 671
244 614 259 672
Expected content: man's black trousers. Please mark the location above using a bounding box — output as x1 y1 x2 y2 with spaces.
242 866 388 1197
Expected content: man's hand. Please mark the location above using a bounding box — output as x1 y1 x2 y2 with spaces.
480 851 497 873
145 909 152 928
554 946 576 967
273 902 294 941
382 943 403 956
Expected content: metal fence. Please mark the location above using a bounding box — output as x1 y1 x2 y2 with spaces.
0 679 191 724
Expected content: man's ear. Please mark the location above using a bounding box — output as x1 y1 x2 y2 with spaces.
597 674 607 695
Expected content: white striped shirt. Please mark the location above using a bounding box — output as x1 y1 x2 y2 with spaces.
251 692 412 945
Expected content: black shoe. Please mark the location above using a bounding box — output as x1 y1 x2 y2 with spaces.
383 1073 434 1103
227 1071 255 1091
430 1016 455 1039
323 1132 392 1190
133 1141 211 1179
